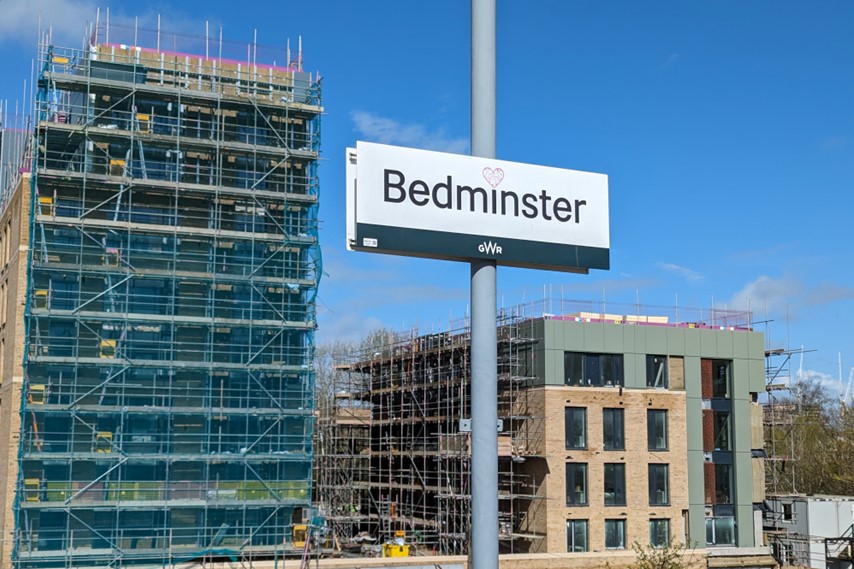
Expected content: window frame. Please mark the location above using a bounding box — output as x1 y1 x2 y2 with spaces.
604 463 626 506
647 409 668 451
565 407 587 450
646 354 669 388
705 516 736 546
712 360 731 399
715 463 733 505
566 519 589 552
565 463 588 506
605 519 627 550
603 408 625 451
782 502 793 522
648 463 670 506
713 411 732 451
564 352 625 387
649 518 670 548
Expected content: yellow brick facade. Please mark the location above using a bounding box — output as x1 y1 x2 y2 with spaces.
522 385 689 554
0 173 31 568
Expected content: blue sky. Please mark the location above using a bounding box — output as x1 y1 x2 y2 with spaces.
1 1 853 393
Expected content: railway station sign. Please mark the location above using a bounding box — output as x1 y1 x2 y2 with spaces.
346 141 609 272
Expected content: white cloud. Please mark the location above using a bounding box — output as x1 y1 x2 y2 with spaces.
656 262 704 284
726 275 802 314
796 369 846 398
0 0 98 45
0 1 207 61
726 275 854 320
351 110 468 154
761 367 852 406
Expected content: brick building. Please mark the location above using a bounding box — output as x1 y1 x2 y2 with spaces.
317 303 769 559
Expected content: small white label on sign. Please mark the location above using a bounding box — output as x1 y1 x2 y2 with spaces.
363 237 378 248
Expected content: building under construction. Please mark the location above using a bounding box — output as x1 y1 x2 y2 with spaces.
316 300 774 564
316 309 543 556
0 20 321 568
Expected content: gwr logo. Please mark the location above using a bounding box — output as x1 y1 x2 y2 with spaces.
478 240 503 255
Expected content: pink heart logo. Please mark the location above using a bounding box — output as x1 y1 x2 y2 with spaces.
482 167 504 189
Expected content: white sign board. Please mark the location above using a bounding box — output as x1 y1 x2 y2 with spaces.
346 142 609 272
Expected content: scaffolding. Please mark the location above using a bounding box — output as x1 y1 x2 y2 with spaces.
313 363 374 555
315 304 548 555
762 345 829 568
763 348 797 496
11 21 321 568
825 524 854 569
762 345 823 497
315 298 753 556
0 100 32 212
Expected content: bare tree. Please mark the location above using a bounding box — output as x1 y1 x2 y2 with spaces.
630 539 696 569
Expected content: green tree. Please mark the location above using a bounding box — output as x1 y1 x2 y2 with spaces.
766 378 854 496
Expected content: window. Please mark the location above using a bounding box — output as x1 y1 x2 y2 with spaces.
565 407 586 450
603 408 624 450
782 503 793 522
648 410 668 450
705 516 735 546
646 355 668 388
712 361 730 398
605 519 626 549
566 519 588 552
565 352 624 387
604 463 626 506
649 519 670 547
3 223 9 266
715 463 733 505
713 412 731 451
648 464 669 505
565 463 588 506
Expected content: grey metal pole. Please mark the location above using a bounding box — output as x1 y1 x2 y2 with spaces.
470 0 498 567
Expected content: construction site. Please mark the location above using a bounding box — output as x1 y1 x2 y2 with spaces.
0 17 322 569
314 298 776 564
315 306 543 556
4 9 853 569
761 347 854 569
